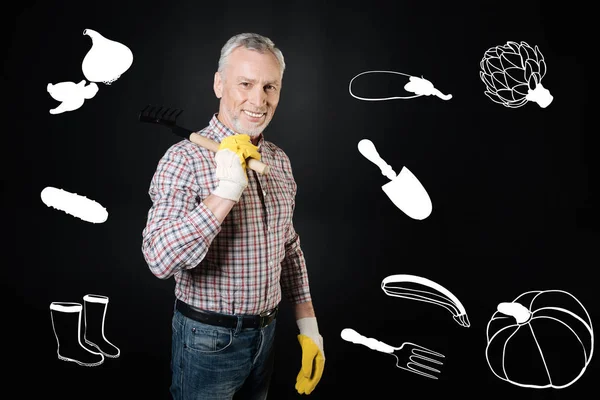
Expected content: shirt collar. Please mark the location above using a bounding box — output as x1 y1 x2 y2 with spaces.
209 114 265 150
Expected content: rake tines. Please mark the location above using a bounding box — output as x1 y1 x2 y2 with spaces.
138 104 191 140
139 105 184 126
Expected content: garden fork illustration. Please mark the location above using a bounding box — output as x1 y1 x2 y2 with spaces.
341 328 445 379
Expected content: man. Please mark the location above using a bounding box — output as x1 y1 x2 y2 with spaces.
141 33 324 399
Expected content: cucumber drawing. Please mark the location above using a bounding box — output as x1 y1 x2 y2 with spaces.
41 186 108 223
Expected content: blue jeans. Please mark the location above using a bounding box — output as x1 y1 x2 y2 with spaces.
169 307 277 400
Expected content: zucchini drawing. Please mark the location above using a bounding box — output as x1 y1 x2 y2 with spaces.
381 274 470 327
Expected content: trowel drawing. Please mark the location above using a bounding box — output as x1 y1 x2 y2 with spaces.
358 139 432 220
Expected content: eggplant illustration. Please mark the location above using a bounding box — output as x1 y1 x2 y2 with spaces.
349 70 452 101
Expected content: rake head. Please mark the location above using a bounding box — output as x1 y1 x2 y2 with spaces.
139 105 184 126
139 104 191 139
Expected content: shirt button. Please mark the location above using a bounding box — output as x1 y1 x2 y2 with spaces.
263 190 267 197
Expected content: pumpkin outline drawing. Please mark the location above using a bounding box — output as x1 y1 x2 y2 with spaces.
485 289 594 389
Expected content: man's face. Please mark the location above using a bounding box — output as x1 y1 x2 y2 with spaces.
214 47 282 139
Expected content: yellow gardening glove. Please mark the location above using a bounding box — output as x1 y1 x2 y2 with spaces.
218 134 261 176
296 318 325 395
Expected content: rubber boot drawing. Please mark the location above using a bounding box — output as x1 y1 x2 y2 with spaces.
50 302 104 367
83 294 120 358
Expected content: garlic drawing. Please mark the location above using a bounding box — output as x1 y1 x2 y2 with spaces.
81 29 133 85
47 80 99 114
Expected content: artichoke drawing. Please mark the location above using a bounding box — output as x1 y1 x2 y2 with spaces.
480 41 553 108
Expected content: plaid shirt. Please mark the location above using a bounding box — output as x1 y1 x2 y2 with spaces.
142 114 312 315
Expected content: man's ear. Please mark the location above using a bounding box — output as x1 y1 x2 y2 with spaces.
213 71 223 98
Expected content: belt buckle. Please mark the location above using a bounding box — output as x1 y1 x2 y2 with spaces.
259 307 275 327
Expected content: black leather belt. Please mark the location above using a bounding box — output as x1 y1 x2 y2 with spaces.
176 300 278 329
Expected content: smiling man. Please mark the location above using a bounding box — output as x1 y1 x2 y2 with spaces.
214 46 279 141
142 33 324 399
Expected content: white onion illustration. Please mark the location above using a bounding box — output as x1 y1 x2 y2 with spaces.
81 29 133 85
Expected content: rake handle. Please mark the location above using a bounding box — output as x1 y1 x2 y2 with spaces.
189 132 270 175
341 329 395 354
139 104 270 175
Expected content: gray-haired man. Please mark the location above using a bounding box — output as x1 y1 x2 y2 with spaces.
142 33 324 399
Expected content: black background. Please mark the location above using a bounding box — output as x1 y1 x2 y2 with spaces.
5 0 597 399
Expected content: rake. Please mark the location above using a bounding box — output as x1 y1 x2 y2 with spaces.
138 105 270 175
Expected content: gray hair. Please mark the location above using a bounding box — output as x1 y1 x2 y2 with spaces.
218 33 286 77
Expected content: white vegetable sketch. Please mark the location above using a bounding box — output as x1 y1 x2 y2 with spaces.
358 139 432 220
486 290 594 389
50 295 120 367
381 274 470 328
341 328 445 379
47 29 132 114
81 29 133 85
47 80 99 114
349 70 452 101
41 186 108 223
480 41 553 108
